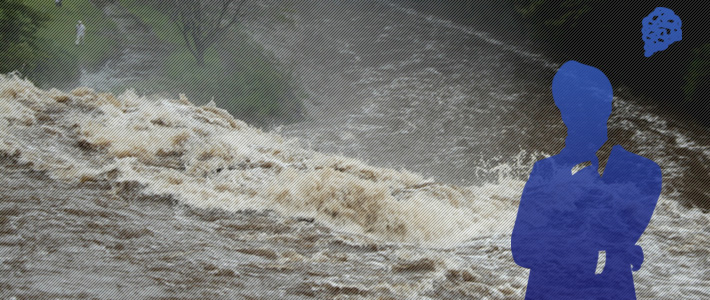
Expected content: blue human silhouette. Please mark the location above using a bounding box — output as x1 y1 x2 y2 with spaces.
511 61 662 299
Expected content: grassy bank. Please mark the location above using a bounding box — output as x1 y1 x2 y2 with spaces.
121 0 302 125
25 0 119 87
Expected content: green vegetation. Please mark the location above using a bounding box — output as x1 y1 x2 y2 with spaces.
511 0 595 43
1 0 297 124
122 0 301 124
121 0 179 43
0 0 49 75
23 0 119 87
683 44 710 109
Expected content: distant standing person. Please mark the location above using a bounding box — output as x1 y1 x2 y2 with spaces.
76 21 86 45
55 0 62 7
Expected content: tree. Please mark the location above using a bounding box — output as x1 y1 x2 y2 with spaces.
167 0 247 66
0 0 49 74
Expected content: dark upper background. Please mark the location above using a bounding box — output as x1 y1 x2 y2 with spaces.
2 0 709 125
404 0 710 125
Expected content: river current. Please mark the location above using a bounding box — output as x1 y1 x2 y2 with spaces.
0 0 708 299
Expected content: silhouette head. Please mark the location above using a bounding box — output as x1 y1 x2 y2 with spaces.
552 61 613 153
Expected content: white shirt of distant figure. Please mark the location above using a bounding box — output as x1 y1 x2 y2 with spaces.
76 20 86 45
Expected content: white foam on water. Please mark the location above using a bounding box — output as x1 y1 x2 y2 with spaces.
2 71 707 297
0 75 523 248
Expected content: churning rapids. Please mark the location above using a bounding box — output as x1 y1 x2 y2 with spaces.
1 0 709 299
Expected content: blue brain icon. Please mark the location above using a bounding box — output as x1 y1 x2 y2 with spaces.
642 7 682 57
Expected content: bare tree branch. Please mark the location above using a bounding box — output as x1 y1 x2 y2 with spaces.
165 0 247 65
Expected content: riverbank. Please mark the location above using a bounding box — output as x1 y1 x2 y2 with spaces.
19 0 303 127
118 0 304 126
25 0 119 89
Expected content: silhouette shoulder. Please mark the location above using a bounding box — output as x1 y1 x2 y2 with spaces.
603 145 662 185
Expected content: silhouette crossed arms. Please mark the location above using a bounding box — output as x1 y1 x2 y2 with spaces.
512 146 661 299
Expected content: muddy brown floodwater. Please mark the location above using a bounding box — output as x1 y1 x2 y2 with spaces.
0 76 530 299
1 0 710 299
0 139 528 299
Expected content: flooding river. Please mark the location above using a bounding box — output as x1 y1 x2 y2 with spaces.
0 0 708 299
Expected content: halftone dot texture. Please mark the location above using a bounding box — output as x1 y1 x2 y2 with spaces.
2 1 709 299
642 7 682 57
